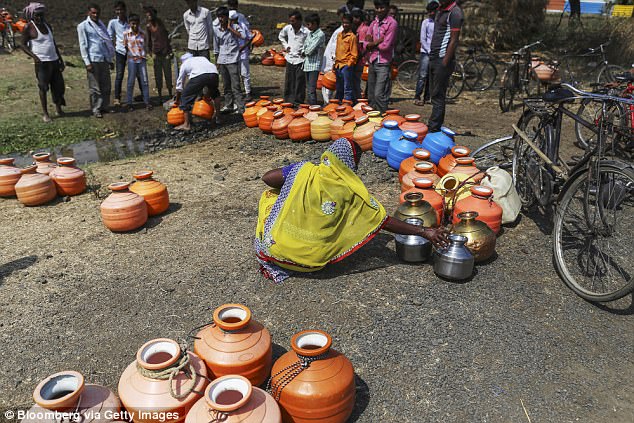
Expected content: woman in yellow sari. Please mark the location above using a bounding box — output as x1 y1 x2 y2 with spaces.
255 138 448 283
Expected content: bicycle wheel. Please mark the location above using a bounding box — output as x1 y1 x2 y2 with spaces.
396 60 419 93
499 67 516 113
574 98 628 152
446 62 465 100
596 64 626 85
463 58 497 91
470 135 514 170
553 164 634 302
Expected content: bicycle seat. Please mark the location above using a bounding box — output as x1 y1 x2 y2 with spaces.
542 87 575 104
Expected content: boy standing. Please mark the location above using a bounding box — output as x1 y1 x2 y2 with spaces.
334 13 358 102
107 1 141 107
278 10 308 104
145 6 173 102
122 14 151 111
183 0 212 59
414 0 437 106
365 0 397 112
213 7 245 113
302 13 325 105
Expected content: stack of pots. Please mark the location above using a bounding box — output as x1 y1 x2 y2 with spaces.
256 101 272 123
322 70 337 91
274 52 286 67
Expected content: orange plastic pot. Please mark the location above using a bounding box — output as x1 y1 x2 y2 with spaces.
311 111 333 142
167 103 185 126
304 105 322 122
323 99 340 113
453 185 503 234
15 165 57 206
250 29 264 47
361 65 368 81
352 115 377 151
270 330 355 423
23 370 121 423
256 101 272 123
399 114 428 142
401 161 440 192
0 158 21 197
118 338 209 423
399 148 433 182
271 110 293 139
382 109 406 125
185 375 281 423
255 96 270 107
193 304 273 386
33 152 56 175
322 70 337 91
192 98 214 120
274 53 286 67
130 170 169 216
243 101 260 127
258 106 278 134
438 145 471 177
49 157 86 196
399 177 444 225
288 111 312 142
448 157 483 184
100 182 148 232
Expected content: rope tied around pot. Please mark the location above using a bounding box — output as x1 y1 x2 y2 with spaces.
136 348 200 399
266 352 329 401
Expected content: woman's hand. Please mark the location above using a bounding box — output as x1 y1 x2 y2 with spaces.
421 227 449 249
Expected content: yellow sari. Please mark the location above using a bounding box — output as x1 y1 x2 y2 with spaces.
255 139 388 282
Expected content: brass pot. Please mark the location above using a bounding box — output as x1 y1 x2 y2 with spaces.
451 211 496 263
394 192 437 227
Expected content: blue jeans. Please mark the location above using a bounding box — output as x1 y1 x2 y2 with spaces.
415 53 430 101
126 59 150 105
335 66 354 102
115 52 142 101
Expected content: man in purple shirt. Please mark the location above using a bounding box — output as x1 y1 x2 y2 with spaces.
414 0 438 106
365 0 397 113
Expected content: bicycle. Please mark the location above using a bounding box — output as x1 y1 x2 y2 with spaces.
462 47 498 92
499 40 543 113
396 57 465 101
511 83 634 302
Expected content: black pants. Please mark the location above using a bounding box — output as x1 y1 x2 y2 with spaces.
35 60 66 106
284 62 305 104
428 57 455 133
189 49 210 61
179 73 219 112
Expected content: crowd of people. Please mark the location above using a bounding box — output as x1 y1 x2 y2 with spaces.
18 0 463 134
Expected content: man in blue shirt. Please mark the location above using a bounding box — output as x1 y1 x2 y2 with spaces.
77 3 115 118
107 1 142 107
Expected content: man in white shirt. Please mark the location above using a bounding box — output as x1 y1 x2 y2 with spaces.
183 0 212 60
321 7 345 104
278 10 309 104
174 53 221 130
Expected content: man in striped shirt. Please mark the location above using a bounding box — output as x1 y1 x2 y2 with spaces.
427 0 463 132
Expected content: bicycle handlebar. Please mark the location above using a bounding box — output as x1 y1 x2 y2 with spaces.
560 82 634 105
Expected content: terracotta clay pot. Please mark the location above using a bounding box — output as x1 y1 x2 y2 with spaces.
311 111 333 142
394 191 438 228
401 161 440 192
255 96 271 107
167 103 185 126
281 102 295 115
250 29 264 47
193 304 273 386
270 330 355 423
330 114 355 141
258 106 278 134
192 98 214 120
449 157 483 184
186 375 281 423
328 106 347 120
340 100 354 115
398 148 433 182
437 146 472 177
0 158 21 197
118 338 209 423
256 101 272 123
130 170 170 216
100 182 148 232
453 186 503 234
15 165 57 206
382 109 406 125
274 53 286 67
288 111 312 142
296 104 310 115
400 177 444 225
399 114 428 142
323 99 341 114
452 211 496 263
304 105 322 122
243 102 260 127
272 98 284 109
23 370 121 423
322 70 337 91
33 152 56 175
352 115 378 151
271 110 294 140
49 157 86 196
